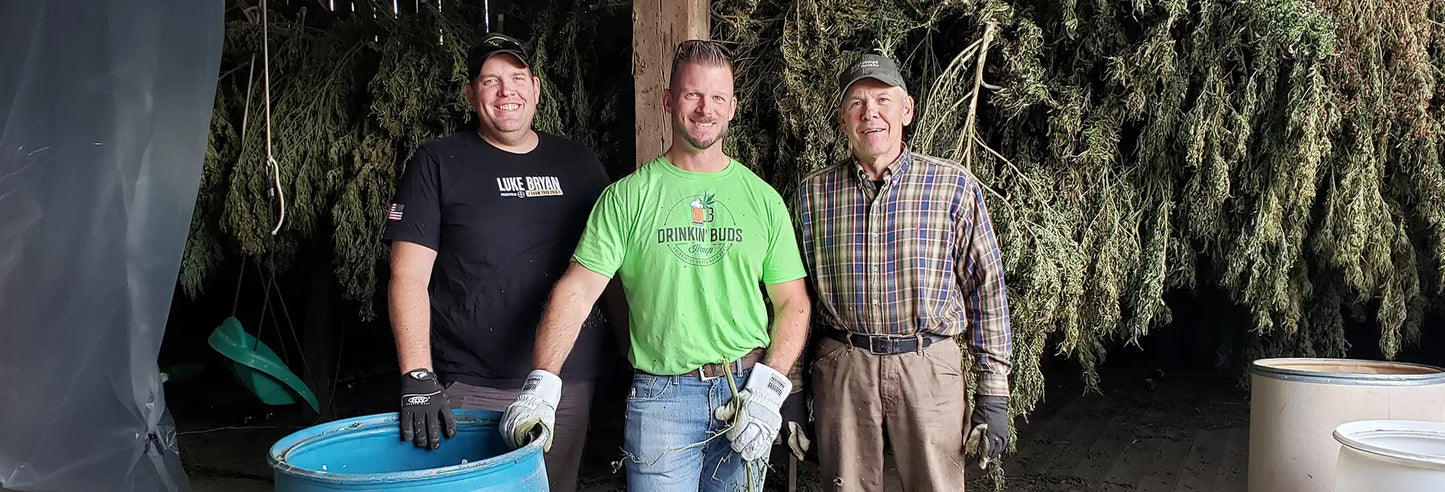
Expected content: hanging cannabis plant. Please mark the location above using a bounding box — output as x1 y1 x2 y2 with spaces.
712 0 1443 424
182 1 631 318
187 3 1444 455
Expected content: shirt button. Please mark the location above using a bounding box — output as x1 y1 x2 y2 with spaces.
872 265 880 272
872 298 880 305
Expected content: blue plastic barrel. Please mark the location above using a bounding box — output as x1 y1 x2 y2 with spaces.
268 409 548 491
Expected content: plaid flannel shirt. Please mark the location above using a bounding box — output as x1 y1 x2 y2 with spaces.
795 149 1012 396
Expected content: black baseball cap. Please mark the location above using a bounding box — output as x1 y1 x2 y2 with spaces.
466 33 530 80
838 53 908 97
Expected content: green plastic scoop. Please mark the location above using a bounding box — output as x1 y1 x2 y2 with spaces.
207 316 319 413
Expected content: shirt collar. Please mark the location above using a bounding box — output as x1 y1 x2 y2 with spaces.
852 145 912 185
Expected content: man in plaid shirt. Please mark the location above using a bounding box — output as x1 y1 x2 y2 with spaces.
795 52 1013 491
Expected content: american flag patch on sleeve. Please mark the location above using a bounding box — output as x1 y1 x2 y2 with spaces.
387 203 405 222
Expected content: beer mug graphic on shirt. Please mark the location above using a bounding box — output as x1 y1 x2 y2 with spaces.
690 193 716 226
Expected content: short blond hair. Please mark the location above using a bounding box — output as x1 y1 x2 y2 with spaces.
669 39 734 91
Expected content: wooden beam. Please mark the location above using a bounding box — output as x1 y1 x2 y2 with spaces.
632 0 709 168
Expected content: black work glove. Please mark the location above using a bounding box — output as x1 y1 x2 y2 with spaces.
400 368 458 450
968 395 1009 461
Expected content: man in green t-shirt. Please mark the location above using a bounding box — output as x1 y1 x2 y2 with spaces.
499 39 811 491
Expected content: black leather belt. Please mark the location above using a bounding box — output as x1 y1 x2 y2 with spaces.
825 330 950 355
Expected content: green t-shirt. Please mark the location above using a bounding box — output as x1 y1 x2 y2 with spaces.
572 157 807 375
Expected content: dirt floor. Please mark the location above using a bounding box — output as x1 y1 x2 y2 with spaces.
175 367 1248 491
1000 370 1248 491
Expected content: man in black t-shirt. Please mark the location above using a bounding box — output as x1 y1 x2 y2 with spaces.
381 33 612 492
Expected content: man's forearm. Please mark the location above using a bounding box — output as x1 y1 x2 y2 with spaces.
389 278 433 372
965 281 1012 397
762 296 810 371
533 281 598 374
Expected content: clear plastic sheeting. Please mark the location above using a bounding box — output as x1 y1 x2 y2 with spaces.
0 1 222 491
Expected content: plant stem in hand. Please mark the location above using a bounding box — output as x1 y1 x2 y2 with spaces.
721 359 755 492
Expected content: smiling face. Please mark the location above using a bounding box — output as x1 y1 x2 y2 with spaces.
464 53 540 143
663 62 737 151
839 78 915 164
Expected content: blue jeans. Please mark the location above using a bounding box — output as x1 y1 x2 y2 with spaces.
623 369 766 492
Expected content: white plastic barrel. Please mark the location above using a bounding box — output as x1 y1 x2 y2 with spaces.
1248 358 1445 492
1333 420 1445 492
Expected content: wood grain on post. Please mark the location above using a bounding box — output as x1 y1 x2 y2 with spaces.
632 0 709 168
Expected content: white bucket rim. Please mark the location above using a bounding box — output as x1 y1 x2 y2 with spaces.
1333 420 1445 468
1251 358 1445 386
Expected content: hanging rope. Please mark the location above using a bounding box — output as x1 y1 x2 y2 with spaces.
262 0 286 236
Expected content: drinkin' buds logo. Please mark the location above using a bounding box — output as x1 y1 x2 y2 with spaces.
655 192 744 266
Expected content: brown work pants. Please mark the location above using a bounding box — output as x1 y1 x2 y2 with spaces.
447 379 595 492
813 336 969 491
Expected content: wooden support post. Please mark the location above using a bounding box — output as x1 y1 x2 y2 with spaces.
632 0 709 168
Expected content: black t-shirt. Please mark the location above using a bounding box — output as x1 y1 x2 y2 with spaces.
383 131 611 388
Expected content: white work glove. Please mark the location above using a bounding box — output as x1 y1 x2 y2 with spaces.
499 370 562 452
714 363 792 462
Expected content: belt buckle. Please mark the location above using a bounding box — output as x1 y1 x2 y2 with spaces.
868 335 890 355
698 363 721 381
700 358 741 381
